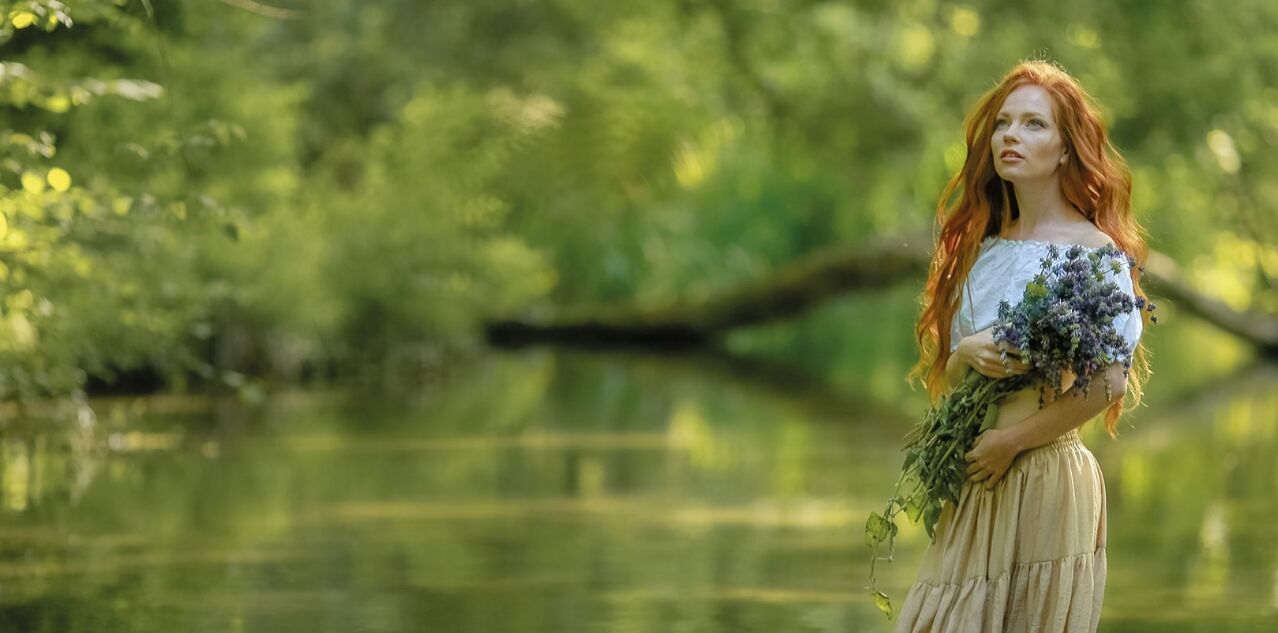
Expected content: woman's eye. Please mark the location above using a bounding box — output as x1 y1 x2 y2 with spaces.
1030 120 1044 128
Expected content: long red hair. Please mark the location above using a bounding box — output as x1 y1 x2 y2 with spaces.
907 59 1152 437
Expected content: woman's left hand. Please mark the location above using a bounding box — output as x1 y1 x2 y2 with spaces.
964 428 1021 489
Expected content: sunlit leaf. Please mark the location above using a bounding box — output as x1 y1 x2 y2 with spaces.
5 228 28 249
7 313 35 348
949 7 980 37
109 79 165 101
44 94 71 113
867 508 899 549
20 172 45 194
8 289 34 312
873 590 893 618
112 196 132 216
47 168 72 192
10 12 36 29
904 493 924 522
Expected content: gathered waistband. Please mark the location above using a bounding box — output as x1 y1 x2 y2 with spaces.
1021 429 1085 457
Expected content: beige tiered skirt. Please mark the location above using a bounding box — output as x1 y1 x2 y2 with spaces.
893 429 1107 633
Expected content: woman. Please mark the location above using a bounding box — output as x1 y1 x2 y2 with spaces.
894 60 1153 632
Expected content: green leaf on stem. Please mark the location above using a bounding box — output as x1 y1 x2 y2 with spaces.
904 492 924 522
924 504 941 540
865 511 891 547
873 590 893 618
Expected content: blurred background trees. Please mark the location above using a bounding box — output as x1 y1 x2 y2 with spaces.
2 0 1274 405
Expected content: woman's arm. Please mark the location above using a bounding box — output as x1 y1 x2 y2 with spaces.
940 346 970 395
1002 361 1128 452
964 361 1127 488
942 327 1032 395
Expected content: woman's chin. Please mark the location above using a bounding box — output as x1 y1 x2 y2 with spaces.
995 170 1051 185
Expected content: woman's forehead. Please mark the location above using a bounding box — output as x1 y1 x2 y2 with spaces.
997 85 1054 117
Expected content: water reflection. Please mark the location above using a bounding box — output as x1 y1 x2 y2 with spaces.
0 351 1273 632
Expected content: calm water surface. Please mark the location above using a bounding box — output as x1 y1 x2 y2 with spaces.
0 349 1275 632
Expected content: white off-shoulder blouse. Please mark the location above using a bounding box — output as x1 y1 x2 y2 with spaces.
949 236 1144 356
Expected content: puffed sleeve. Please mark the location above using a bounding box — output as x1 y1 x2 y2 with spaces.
949 278 977 354
949 314 962 354
1106 257 1144 358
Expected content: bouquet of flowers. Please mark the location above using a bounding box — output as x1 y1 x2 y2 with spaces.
864 243 1157 618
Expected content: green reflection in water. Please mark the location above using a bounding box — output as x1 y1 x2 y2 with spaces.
0 350 1274 632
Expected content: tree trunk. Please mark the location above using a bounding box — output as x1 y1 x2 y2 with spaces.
484 230 1278 357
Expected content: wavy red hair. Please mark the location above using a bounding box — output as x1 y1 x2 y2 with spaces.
907 59 1152 437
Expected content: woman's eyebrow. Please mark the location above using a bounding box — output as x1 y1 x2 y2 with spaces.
996 111 1048 118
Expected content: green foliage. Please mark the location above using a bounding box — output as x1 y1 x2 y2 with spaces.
863 369 1031 619
0 0 186 399
1 0 1275 405
316 84 557 359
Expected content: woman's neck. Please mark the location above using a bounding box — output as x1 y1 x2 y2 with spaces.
1008 181 1085 237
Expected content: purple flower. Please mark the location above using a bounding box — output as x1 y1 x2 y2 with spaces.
991 243 1143 403
867 242 1158 616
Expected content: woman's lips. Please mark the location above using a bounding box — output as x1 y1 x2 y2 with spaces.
1000 152 1023 161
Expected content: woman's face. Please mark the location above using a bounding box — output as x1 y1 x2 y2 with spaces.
991 84 1068 182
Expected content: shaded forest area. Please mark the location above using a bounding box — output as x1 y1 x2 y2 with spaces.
2 0 1275 407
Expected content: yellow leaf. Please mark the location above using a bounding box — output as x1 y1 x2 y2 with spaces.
5 228 28 250
0 212 6 240
949 7 981 37
873 589 894 618
20 171 45 194
47 168 71 192
45 95 70 113
10 12 36 29
113 196 133 216
19 201 44 221
8 313 36 349
8 289 34 312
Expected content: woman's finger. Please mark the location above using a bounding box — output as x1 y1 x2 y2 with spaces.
986 353 1021 367
987 359 1029 375
981 362 1020 377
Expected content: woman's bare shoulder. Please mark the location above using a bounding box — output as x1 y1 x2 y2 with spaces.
1073 224 1116 249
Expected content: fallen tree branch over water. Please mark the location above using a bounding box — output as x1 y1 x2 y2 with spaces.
485 229 1278 357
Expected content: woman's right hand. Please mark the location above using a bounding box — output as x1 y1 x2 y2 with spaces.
956 327 1030 379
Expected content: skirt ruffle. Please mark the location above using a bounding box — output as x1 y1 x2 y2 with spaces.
893 430 1106 633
